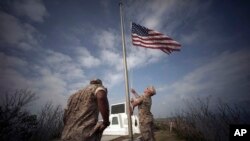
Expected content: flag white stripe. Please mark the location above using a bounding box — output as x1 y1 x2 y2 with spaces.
131 22 182 54
132 37 180 44
133 42 181 50
132 34 172 40
132 34 181 45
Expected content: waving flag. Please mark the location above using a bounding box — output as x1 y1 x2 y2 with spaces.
131 22 181 54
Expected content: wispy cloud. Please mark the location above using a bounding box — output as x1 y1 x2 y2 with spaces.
13 0 48 23
0 49 84 107
127 47 163 69
155 49 250 116
0 52 28 68
0 12 40 50
74 47 101 68
0 56 32 91
100 49 123 70
94 29 118 50
126 0 212 43
104 72 123 88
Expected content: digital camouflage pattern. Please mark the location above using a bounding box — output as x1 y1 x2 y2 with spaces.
138 95 155 141
61 83 106 141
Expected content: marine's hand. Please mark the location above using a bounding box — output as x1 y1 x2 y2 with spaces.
88 121 109 137
98 123 107 133
130 98 134 102
129 105 134 115
131 88 136 93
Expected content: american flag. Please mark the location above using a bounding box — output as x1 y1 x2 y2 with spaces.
131 22 181 54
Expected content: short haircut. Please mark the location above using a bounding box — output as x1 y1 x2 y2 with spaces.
148 86 156 95
90 79 102 85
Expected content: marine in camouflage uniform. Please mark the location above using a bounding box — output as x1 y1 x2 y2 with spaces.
131 86 156 141
61 79 110 141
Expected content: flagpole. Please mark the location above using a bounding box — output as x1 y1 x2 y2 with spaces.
119 1 133 140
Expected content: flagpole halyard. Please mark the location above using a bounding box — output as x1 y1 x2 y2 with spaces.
119 0 133 140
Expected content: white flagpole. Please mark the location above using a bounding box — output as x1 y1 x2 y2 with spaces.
119 0 133 140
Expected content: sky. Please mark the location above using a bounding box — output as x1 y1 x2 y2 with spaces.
0 0 250 117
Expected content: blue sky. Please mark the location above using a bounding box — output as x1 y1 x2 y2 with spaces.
0 0 249 117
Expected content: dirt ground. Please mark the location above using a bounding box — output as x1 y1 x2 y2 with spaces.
53 130 185 141
154 130 185 141
110 130 185 141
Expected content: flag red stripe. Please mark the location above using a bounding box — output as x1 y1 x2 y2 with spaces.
131 22 181 54
132 42 181 51
132 37 181 45
132 34 173 41
132 39 181 48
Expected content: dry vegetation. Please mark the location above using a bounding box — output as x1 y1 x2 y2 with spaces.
1 90 249 141
171 97 250 141
0 89 64 141
154 118 185 141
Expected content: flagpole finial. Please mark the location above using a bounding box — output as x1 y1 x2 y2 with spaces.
119 0 123 6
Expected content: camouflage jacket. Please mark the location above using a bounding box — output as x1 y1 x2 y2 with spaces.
61 84 106 141
138 94 154 123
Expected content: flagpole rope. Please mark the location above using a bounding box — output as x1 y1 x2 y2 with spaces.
129 21 134 89
130 60 133 89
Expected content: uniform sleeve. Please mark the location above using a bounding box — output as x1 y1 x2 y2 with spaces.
135 95 144 104
94 86 107 96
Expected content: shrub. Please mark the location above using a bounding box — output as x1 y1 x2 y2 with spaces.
172 97 250 141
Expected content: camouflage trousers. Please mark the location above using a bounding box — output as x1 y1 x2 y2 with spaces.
139 121 155 141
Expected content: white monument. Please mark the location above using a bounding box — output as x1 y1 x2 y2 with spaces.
103 102 140 135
